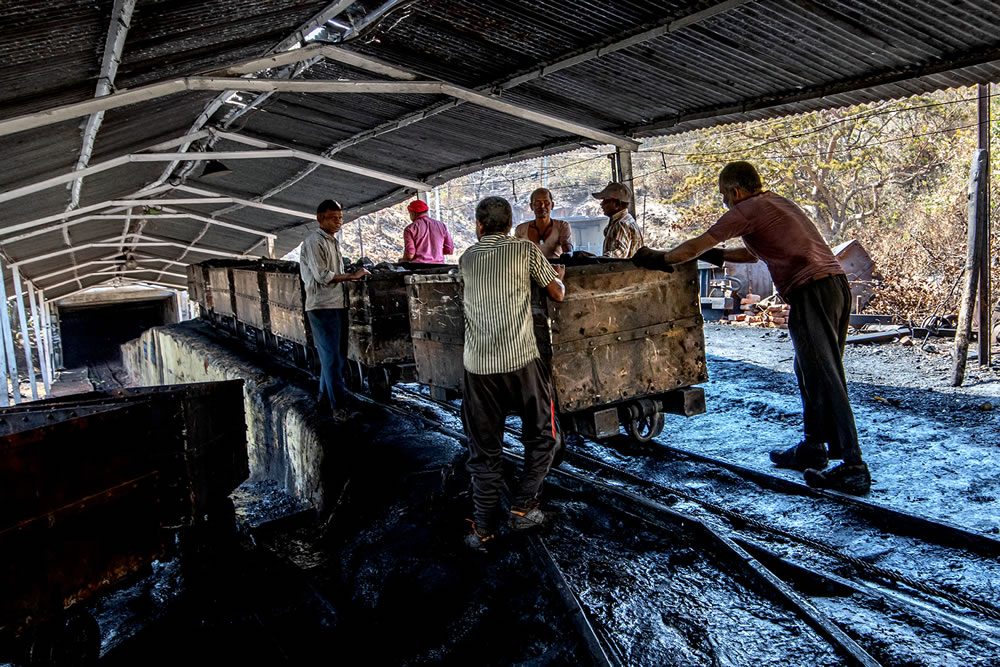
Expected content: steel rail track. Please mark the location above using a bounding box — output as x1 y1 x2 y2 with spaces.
379 388 882 665
389 384 1000 623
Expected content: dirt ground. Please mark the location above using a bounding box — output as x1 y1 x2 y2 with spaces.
669 322 1000 535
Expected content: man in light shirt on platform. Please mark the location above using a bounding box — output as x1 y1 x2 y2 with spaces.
299 199 370 413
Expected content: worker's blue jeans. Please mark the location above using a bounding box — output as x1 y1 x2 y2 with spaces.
307 308 348 410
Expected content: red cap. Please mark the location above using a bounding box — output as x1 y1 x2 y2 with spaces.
407 200 429 213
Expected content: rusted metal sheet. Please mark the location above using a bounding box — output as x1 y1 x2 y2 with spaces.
348 275 413 367
833 239 878 312
406 274 466 391
349 267 454 367
266 270 309 345
0 380 248 642
233 268 265 330
206 267 235 317
186 264 206 309
542 262 707 412
406 261 708 410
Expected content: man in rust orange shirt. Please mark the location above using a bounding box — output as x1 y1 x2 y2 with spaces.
633 161 870 495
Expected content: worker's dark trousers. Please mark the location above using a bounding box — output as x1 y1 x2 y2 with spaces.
307 308 348 410
461 358 561 532
785 274 863 464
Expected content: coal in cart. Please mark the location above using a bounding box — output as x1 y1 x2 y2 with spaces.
345 264 455 401
406 259 707 442
0 381 249 665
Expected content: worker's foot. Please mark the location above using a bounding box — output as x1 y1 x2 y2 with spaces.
770 440 828 471
508 502 552 532
463 522 497 554
804 461 871 495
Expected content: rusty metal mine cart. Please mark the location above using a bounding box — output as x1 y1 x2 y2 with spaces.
406 260 707 442
0 381 249 665
345 265 454 401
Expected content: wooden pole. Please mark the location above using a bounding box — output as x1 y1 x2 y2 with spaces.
976 83 992 366
952 149 988 386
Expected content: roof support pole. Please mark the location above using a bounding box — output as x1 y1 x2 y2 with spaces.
0 297 8 406
40 291 54 384
976 83 992 367
68 0 136 211
952 148 989 385
615 148 636 218
11 266 38 400
27 282 50 394
0 259 21 404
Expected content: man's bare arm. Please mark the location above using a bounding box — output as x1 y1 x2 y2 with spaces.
545 265 566 302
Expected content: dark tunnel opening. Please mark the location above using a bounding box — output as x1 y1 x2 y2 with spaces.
58 297 175 368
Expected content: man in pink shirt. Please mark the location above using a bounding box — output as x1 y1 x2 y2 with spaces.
399 200 454 264
633 161 870 495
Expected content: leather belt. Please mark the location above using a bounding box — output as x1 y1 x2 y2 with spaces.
805 271 835 284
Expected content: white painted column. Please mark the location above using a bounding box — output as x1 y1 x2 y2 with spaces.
11 266 38 400
0 261 21 404
40 291 54 385
27 282 50 395
0 300 8 406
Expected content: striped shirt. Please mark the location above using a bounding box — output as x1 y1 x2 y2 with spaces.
459 234 558 375
299 228 347 311
602 209 643 258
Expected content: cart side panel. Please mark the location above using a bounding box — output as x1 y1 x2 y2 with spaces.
233 269 265 330
407 275 465 391
348 275 414 367
545 262 707 412
206 267 235 317
266 271 310 345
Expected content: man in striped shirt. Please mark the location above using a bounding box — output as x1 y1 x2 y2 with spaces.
459 196 566 552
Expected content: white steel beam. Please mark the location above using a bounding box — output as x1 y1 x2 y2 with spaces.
0 131 209 206
40 291 54 385
214 130 431 190
48 277 186 304
0 183 173 238
11 235 256 268
173 185 315 219
11 266 38 400
68 0 137 211
3 211 275 246
27 282 50 394
0 259 18 404
0 77 638 150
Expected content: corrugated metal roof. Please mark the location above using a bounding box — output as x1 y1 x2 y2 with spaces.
0 0 998 299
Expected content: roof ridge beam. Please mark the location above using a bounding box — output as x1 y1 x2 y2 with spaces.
68 0 137 211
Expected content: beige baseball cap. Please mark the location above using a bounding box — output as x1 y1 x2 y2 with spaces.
591 182 632 203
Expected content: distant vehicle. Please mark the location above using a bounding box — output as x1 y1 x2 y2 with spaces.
562 216 608 255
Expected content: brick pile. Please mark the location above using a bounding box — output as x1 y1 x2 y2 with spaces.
728 294 790 329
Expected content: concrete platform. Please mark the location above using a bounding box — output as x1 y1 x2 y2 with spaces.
122 320 355 512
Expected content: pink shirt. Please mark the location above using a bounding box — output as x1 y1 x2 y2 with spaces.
707 191 843 296
404 213 454 263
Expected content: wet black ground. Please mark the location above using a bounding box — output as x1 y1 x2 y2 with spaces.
10 324 998 666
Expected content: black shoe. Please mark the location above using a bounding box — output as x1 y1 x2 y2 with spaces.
463 522 496 553
804 462 871 495
508 502 552 532
770 441 828 471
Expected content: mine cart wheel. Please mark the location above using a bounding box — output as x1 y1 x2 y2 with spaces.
27 611 100 666
344 360 364 393
625 411 665 443
367 366 393 403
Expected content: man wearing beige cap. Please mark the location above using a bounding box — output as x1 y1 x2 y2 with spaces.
592 181 643 258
